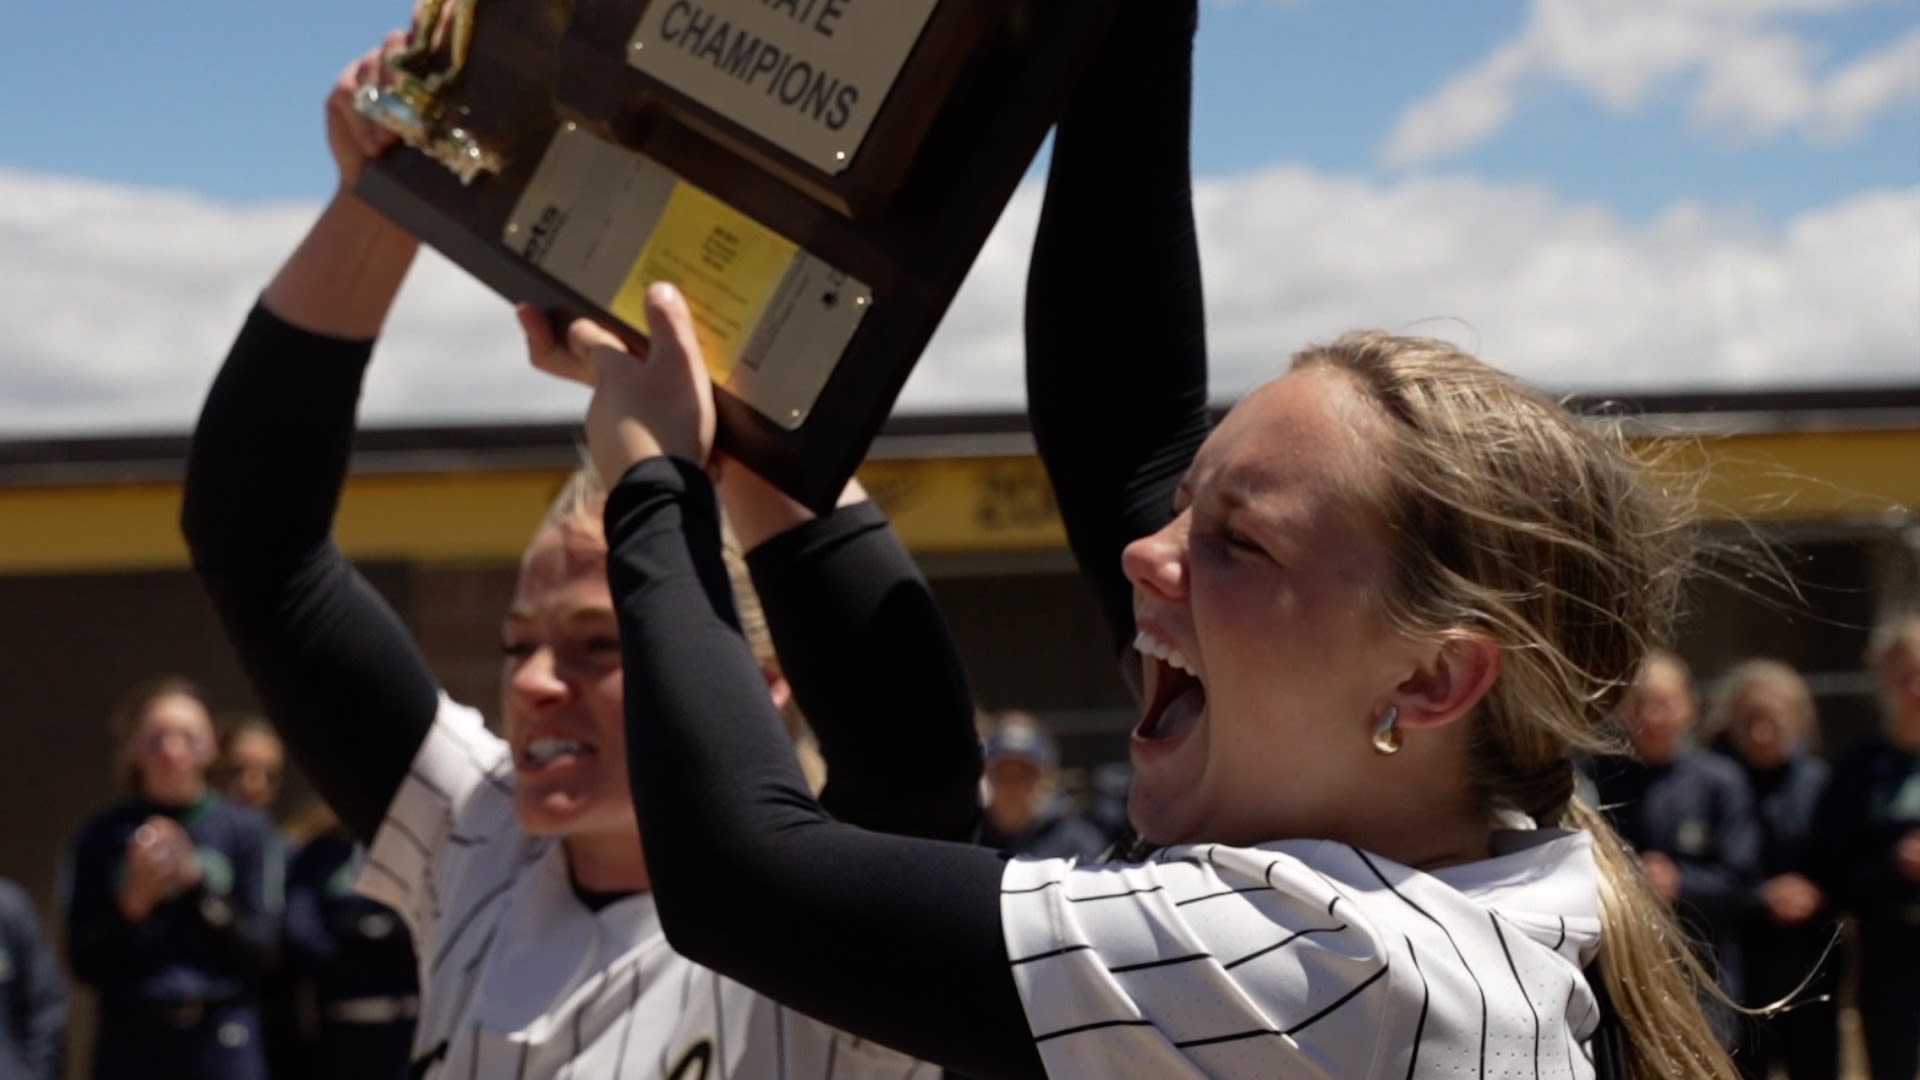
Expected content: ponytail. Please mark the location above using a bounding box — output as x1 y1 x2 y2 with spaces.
1563 798 1739 1080
1289 333 1754 1077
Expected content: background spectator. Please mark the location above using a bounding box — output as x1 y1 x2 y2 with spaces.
279 801 417 1080
213 720 285 816
1590 649 1761 1044
61 676 281 1080
214 716 297 1080
978 712 1107 861
0 875 64 1080
1811 616 1920 1080
1085 762 1135 851
1711 659 1839 1080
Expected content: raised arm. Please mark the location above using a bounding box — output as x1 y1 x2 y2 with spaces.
512 309 987 848
522 285 1033 1076
1025 0 1211 663
610 457 1039 1078
722 466 983 842
181 40 439 843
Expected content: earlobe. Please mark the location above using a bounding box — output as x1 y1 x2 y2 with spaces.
762 667 793 712
1392 632 1502 730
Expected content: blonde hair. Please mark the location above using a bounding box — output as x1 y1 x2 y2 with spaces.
1636 647 1692 690
281 797 344 848
538 461 610 543
537 465 825 788
1866 613 1920 671
109 675 212 794
1706 659 1815 749
1293 331 1736 1080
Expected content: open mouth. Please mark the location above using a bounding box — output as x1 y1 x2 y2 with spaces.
1133 629 1206 744
517 735 595 774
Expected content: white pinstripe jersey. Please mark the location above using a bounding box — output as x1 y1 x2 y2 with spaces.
1002 825 1604 1079
359 697 933 1080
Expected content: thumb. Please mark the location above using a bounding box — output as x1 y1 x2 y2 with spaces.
643 283 710 390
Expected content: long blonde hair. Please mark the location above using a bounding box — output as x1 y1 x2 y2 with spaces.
1294 331 1736 1080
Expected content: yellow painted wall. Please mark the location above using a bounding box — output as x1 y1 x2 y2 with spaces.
0 427 1914 574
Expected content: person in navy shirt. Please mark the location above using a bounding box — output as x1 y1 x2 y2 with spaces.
1589 650 1760 1041
1811 616 1920 1080
280 803 418 1080
62 677 281 1080
1710 660 1838 1080
211 717 298 1080
976 713 1109 862
0 876 64 1080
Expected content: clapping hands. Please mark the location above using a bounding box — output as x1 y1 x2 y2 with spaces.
1759 871 1823 926
119 817 202 922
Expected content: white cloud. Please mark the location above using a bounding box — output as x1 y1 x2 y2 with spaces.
1380 0 1920 168
1 165 1915 439
921 167 1920 406
0 169 592 435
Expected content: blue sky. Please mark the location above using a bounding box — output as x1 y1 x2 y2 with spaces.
6 1 1912 212
1 0 1916 431
1193 2 1920 217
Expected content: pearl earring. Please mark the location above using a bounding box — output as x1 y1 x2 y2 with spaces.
1371 706 1402 756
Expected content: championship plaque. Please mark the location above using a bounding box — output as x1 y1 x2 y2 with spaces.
354 0 1117 510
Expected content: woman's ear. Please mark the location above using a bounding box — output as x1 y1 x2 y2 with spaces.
1390 631 1501 731
761 665 793 714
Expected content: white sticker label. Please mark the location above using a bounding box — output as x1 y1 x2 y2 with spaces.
629 0 940 175
505 126 871 428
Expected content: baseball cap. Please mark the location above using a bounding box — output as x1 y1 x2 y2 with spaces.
984 721 1058 770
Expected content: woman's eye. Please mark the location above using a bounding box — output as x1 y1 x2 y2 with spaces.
501 641 534 659
586 636 622 655
1221 527 1266 558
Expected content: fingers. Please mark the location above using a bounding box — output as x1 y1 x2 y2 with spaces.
577 282 715 475
328 97 383 165
515 303 555 355
331 32 406 160
520 306 632 388
128 825 177 880
566 317 627 359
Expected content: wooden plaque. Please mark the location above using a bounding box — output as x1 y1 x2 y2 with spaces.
355 0 1115 510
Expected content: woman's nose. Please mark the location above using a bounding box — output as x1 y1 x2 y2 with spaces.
509 647 569 706
1121 515 1189 603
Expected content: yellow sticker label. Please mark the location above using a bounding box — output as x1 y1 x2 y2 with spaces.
611 181 798 382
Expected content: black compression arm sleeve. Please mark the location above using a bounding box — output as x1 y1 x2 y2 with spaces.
746 503 983 842
182 305 440 843
1026 0 1211 662
609 460 1041 1080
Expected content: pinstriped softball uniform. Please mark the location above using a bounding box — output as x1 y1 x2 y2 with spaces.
359 698 933 1080
1001 830 1604 1078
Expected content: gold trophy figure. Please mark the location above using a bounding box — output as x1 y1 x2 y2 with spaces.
355 0 505 184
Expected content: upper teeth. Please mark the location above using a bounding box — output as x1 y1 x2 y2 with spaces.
527 737 583 764
1134 630 1198 678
